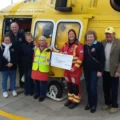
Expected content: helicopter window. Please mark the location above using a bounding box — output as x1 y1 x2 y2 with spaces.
3 18 32 35
55 22 81 49
34 21 54 45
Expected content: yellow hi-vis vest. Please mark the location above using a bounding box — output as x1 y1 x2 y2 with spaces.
32 48 50 72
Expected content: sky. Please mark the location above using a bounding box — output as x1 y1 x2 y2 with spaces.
0 0 23 10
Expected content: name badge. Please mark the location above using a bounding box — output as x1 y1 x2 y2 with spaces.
18 38 22 42
91 48 96 52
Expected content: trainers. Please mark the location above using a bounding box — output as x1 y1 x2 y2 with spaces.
3 92 8 98
102 104 110 110
109 107 118 114
12 90 17 97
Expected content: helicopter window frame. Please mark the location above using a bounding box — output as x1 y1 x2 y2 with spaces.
33 19 55 46
54 20 83 50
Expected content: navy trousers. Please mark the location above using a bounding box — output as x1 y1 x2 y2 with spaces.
103 71 119 108
34 80 47 98
84 71 98 108
24 70 34 94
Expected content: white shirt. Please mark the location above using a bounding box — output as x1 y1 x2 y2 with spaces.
104 43 112 71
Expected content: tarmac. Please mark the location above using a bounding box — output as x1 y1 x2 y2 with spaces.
0 73 120 120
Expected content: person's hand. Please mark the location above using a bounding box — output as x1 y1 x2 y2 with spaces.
70 68 74 72
97 72 102 77
34 41 37 46
7 63 13 67
115 72 120 77
47 46 52 50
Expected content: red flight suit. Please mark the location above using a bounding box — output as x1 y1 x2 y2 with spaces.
60 42 84 103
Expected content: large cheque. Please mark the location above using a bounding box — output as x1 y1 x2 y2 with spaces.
51 52 73 70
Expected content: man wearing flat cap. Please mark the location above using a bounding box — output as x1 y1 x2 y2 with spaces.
102 27 120 113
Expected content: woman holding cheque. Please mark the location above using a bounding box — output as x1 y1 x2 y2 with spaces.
60 29 84 109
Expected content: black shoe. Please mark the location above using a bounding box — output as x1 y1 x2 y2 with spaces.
90 107 96 113
85 105 91 110
68 103 79 109
39 97 45 102
64 101 72 107
33 95 39 99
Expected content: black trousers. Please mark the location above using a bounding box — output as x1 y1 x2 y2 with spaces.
103 71 119 108
34 80 47 98
17 56 24 87
24 70 34 94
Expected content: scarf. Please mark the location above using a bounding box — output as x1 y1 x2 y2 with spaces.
2 43 12 62
87 40 97 46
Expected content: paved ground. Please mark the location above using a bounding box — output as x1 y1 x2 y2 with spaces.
0 73 120 120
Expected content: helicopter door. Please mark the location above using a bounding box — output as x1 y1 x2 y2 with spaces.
33 20 54 46
3 18 32 35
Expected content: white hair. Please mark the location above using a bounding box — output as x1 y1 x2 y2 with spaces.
39 36 46 41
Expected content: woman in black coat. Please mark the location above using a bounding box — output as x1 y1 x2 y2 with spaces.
21 32 34 96
0 35 17 98
83 30 105 113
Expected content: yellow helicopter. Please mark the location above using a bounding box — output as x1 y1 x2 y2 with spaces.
0 0 120 101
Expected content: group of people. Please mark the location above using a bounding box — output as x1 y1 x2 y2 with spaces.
62 27 120 114
0 22 51 102
0 22 120 114
0 22 25 98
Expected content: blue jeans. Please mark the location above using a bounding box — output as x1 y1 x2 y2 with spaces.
84 71 98 108
2 70 16 92
24 70 34 94
34 80 47 98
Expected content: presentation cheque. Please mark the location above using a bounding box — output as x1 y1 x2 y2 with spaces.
51 52 73 70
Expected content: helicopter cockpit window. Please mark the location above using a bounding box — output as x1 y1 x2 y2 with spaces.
55 22 81 49
34 21 54 45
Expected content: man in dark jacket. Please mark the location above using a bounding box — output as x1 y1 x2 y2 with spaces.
9 22 25 88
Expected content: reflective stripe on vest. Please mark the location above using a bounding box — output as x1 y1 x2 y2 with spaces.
32 48 50 72
73 45 78 57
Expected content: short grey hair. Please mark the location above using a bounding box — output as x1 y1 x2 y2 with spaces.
39 36 46 41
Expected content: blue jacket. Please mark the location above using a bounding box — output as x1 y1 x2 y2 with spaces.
83 41 105 72
21 41 34 72
0 44 17 71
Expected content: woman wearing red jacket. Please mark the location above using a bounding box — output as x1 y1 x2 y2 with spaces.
60 29 84 109
31 36 51 102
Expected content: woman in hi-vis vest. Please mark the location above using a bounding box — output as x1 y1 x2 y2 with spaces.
31 36 51 102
